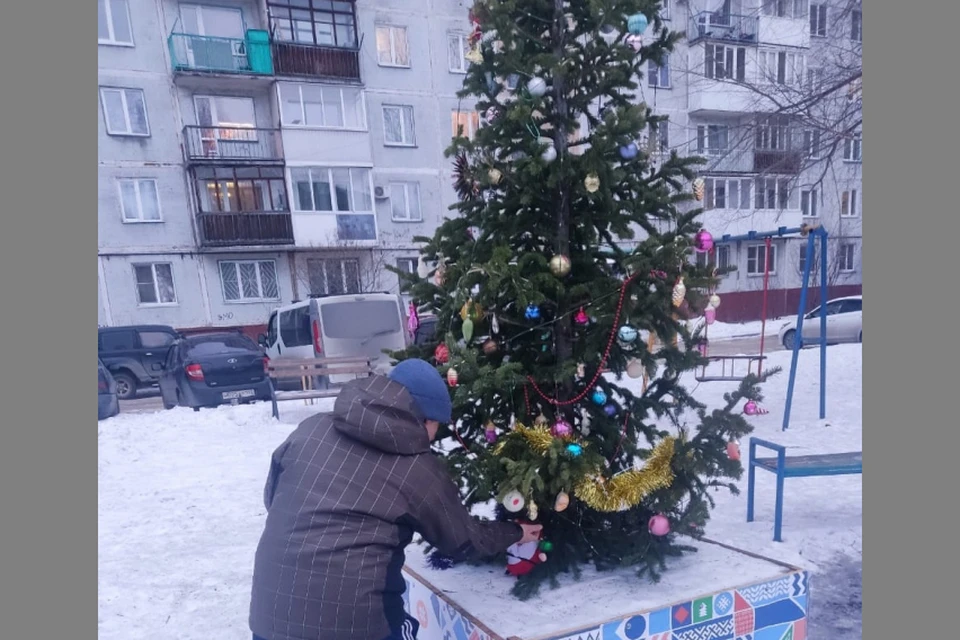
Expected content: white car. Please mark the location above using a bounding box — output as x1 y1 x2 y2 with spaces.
778 295 862 350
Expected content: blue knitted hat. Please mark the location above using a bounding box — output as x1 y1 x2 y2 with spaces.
388 359 453 424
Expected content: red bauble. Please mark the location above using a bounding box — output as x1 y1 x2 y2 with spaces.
505 520 545 577
434 344 450 364
727 441 741 461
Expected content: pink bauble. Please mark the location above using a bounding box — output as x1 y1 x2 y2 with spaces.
485 429 498 444
743 400 759 416
727 441 741 461
704 307 717 325
648 514 671 537
694 230 715 253
551 419 573 438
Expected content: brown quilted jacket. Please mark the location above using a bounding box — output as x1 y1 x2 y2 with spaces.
249 375 522 640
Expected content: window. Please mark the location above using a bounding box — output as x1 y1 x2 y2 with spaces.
133 263 177 305
219 260 280 302
195 96 255 129
382 105 416 146
100 330 137 352
839 243 856 272
797 244 818 274
705 44 746 81
851 9 862 42
754 177 798 210
762 0 807 19
376 25 410 67
800 188 819 217
704 177 752 210
98 0 133 46
648 56 671 88
697 124 730 156
747 244 777 276
396 257 418 274
758 50 803 86
841 189 858 216
268 0 358 48
118 179 162 222
138 330 176 349
100 87 149 136
839 298 861 313
452 111 481 140
809 4 827 36
843 132 862 162
306 258 361 296
716 244 731 271
279 306 313 347
660 0 672 20
806 66 824 92
279 83 366 129
649 118 669 153
447 32 470 73
803 129 821 158
755 116 794 151
390 182 422 221
194 166 288 213
291 167 372 212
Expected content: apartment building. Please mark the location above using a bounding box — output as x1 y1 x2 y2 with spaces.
98 0 862 331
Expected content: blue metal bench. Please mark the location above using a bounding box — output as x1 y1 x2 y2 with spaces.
747 437 862 542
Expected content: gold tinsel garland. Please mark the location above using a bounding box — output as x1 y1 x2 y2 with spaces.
492 422 676 513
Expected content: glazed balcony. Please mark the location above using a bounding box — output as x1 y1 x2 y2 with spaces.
182 126 284 164
197 213 294 248
168 30 273 76
687 12 759 45
272 41 362 82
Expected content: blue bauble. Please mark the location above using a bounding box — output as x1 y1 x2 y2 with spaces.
566 443 583 457
592 388 608 405
627 13 648 35
604 403 617 417
618 325 639 343
525 304 540 320
619 142 639 160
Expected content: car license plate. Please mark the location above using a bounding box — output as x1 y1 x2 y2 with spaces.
222 389 256 400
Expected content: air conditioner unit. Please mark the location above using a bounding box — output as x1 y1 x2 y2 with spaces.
374 186 389 199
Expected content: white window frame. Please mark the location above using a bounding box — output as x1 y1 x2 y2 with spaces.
447 32 469 73
648 56 671 88
277 83 368 130
452 110 481 140
704 177 752 210
716 244 731 273
754 177 798 210
746 243 778 276
843 132 862 162
809 3 828 37
289 167 374 213
851 9 862 43
100 87 150 136
218 260 281 303
838 243 856 272
798 244 818 274
758 50 804 86
307 258 362 296
762 0 807 19
396 257 419 274
389 182 423 222
705 44 746 82
841 189 859 217
660 0 672 20
376 25 410 68
800 188 819 217
118 179 163 223
133 263 177 306
382 104 417 147
99 0 134 46
696 124 730 156
803 129 821 158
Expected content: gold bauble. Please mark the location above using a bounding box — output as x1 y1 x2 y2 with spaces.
584 173 601 193
549 254 571 277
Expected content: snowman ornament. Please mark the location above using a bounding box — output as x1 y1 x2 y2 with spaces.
505 520 547 577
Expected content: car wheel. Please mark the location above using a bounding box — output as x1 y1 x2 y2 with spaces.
113 373 137 400
782 329 798 350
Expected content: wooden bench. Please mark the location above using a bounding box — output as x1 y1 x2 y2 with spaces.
747 437 862 542
267 356 375 420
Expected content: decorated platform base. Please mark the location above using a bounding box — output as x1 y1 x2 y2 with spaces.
402 537 808 640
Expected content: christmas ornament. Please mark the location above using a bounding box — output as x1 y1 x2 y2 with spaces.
709 293 722 309
527 76 548 97
482 338 499 355
465 43 483 64
541 144 557 163
538 540 553 553
625 34 643 51
672 277 687 307
626 359 644 379
490 314 500 334
446 368 458 387
460 300 484 322
692 178 705 201
591 388 607 405
727 441 741 461
598 24 618 45
576 363 586 378
566 443 583 457
619 142 639 160
584 173 600 193
549 254 571 277
574 307 589 325
505 526 544 577
704 307 717 325
506 73 521 91
694 229 715 253
528 501 539 521
416 259 430 279
603 403 617 417
484 106 499 122
554 491 570 512
488 167 503 185
648 514 671 537
434 264 446 286
551 419 573 438
744 400 770 416
534 414 549 427
574 438 676 512
462 317 475 342
627 13 648 35
503 490 525 513
407 302 420 338
434 343 450 364
525 304 540 320
618 325 639 343
485 426 498 444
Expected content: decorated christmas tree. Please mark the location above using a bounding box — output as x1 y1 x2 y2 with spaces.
393 0 773 599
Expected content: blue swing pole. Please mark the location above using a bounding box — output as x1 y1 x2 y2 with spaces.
819 228 830 420
782 232 817 431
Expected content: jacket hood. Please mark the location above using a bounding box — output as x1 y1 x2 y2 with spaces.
332 376 431 455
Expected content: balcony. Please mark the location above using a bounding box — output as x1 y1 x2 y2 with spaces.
272 41 362 83
688 12 759 45
753 149 803 174
183 126 284 164
197 213 294 248
168 30 273 76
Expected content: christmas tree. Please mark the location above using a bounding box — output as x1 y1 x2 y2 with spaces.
393 0 773 599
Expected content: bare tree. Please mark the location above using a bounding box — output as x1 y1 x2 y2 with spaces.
289 232 397 299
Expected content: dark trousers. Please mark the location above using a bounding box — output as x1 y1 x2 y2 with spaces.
253 617 419 640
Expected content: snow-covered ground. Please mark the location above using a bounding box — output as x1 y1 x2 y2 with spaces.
98 344 861 639
683 315 788 340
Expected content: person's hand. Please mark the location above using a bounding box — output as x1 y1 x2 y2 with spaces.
518 523 543 544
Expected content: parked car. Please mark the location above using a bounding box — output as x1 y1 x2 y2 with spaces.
259 293 409 389
98 325 179 400
414 314 438 346
158 332 271 411
98 359 120 420
779 295 862 350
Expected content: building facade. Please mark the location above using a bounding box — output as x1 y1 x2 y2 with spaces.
98 0 862 331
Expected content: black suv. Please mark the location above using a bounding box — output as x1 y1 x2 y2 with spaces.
98 325 179 399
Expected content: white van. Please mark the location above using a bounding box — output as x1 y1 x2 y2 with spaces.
259 293 409 387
